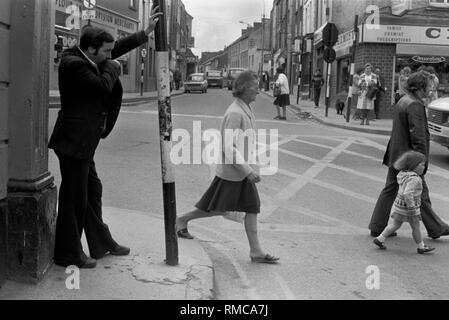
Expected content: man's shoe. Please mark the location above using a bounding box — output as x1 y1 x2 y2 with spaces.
79 257 97 269
417 246 435 254
110 245 130 256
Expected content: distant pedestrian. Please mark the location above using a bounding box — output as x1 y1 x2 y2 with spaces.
373 151 435 254
351 68 364 120
426 66 439 104
397 66 411 101
263 72 270 91
176 70 280 264
369 71 449 240
273 67 290 121
373 67 386 120
356 63 378 126
311 69 324 108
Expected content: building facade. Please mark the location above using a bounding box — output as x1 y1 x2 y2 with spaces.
226 18 271 75
52 0 142 92
168 0 197 81
330 0 449 118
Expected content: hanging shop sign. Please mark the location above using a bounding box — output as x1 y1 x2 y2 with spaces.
411 56 446 64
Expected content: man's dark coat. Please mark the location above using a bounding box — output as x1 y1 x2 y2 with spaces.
49 31 149 159
383 93 430 170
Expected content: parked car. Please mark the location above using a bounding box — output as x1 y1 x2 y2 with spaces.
428 97 449 149
184 73 208 93
206 70 224 88
226 68 246 90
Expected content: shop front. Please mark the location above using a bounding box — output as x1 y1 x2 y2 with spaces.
360 23 449 107
52 0 140 92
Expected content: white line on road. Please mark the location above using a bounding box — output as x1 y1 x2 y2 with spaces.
274 138 357 204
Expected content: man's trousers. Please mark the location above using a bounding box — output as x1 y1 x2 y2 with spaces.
54 152 118 265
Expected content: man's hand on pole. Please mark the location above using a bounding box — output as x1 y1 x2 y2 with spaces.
145 5 164 36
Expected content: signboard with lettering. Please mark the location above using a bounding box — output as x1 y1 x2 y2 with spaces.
82 9 95 20
55 0 136 32
362 25 449 46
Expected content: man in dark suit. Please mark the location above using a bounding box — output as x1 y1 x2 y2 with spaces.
48 8 162 268
369 71 449 239
374 67 386 120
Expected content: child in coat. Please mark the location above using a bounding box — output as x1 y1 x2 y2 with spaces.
373 151 435 254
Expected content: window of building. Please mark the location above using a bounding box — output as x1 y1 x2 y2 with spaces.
129 0 137 10
337 58 350 93
429 0 449 7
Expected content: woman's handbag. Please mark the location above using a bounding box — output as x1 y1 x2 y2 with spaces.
273 86 281 97
366 85 378 100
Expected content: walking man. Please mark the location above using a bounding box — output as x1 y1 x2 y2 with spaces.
374 67 386 120
48 8 162 268
369 71 449 239
312 69 324 108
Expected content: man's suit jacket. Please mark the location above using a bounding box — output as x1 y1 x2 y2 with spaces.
49 31 149 159
383 93 430 170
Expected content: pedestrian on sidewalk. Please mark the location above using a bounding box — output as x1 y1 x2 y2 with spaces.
176 71 280 264
273 67 289 121
311 69 324 108
48 8 163 268
396 66 411 103
422 66 439 104
373 67 386 120
351 68 364 120
373 151 435 254
356 63 378 126
369 71 449 240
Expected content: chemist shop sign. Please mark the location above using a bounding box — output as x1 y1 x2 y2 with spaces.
362 25 449 46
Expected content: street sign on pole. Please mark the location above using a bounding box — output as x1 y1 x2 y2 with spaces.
83 0 96 9
323 23 339 47
82 10 96 20
141 48 147 58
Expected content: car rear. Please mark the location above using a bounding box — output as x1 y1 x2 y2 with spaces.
206 71 223 88
184 74 207 93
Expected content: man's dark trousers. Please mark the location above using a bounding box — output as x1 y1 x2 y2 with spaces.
54 152 118 265
314 87 321 107
374 94 381 119
369 167 449 238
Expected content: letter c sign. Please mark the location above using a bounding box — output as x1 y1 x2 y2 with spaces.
426 28 441 39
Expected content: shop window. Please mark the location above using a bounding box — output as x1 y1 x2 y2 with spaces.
395 56 449 98
429 0 449 7
337 58 350 93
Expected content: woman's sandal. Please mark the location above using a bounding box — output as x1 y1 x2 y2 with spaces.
250 254 280 264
